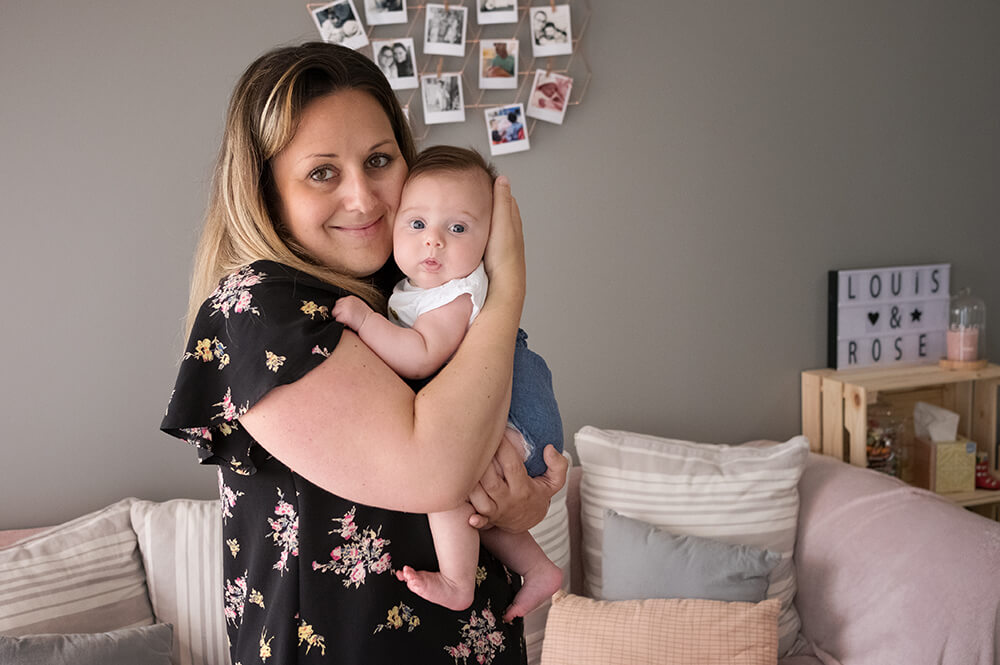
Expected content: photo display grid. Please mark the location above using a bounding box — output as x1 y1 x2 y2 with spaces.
307 0 591 154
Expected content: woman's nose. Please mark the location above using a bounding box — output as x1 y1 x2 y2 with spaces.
342 171 377 213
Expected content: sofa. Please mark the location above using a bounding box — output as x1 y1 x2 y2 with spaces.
2 427 999 665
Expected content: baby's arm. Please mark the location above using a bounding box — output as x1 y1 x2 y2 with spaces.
333 295 473 380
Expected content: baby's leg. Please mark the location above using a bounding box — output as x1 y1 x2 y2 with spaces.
396 502 478 611
480 527 563 623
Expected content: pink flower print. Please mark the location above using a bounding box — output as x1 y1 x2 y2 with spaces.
488 632 503 647
234 291 253 313
482 608 495 627
371 553 391 574
311 506 392 588
266 489 299 575
349 561 366 585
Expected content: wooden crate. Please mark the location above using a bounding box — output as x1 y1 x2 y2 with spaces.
801 364 1000 510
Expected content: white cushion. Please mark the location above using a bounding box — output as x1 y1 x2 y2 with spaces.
131 499 230 665
575 426 809 657
0 498 153 636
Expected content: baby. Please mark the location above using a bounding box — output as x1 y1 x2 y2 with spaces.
333 146 563 621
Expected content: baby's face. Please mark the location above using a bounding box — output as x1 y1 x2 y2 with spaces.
393 169 492 289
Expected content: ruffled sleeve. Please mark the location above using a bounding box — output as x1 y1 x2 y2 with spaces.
160 261 347 473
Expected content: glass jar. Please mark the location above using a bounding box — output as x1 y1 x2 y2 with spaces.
946 288 986 362
867 401 904 477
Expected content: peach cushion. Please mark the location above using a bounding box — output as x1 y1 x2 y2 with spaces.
540 590 779 665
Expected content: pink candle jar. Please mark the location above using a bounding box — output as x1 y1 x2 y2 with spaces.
946 288 986 362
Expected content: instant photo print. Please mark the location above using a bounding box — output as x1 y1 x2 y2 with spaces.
364 0 407 25
422 74 466 124
424 3 468 56
312 0 370 50
372 38 418 89
477 0 517 24
479 40 518 90
530 4 572 57
526 70 572 124
485 104 530 155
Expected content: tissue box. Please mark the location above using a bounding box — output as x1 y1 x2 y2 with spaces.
911 436 977 494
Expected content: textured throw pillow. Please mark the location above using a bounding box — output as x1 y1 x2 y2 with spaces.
0 498 154 636
523 456 572 665
575 426 808 657
0 623 173 665
540 590 779 665
602 510 780 603
130 499 231 665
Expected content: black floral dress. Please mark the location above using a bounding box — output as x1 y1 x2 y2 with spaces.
161 260 525 665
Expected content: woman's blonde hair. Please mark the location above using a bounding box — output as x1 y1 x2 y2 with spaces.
186 41 416 335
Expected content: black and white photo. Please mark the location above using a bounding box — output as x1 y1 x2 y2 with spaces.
477 0 517 25
311 0 369 50
424 4 467 57
530 4 572 57
364 0 407 25
421 74 465 124
372 38 418 89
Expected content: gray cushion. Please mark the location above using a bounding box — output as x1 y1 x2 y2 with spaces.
601 509 780 602
0 623 173 665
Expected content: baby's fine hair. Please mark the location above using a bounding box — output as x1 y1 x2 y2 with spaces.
406 145 498 186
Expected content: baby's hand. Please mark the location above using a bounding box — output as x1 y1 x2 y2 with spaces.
333 296 373 332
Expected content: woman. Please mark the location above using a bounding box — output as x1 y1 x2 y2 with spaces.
377 44 397 79
161 42 566 664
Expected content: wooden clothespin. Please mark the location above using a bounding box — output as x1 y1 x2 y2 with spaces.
550 0 556 12
545 58 553 76
436 57 444 78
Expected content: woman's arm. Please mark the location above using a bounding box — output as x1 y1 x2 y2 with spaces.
240 178 524 515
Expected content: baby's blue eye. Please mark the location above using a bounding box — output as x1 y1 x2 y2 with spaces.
449 224 466 234
409 219 425 230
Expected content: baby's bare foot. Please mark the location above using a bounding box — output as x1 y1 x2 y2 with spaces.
397 565 475 612
503 560 563 622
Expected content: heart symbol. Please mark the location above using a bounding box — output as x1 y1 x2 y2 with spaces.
868 312 879 325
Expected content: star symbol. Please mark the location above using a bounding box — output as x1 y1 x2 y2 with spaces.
910 308 923 323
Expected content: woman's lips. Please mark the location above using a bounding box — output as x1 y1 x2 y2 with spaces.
333 216 382 237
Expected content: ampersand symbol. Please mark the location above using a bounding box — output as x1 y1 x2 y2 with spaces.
890 305 902 329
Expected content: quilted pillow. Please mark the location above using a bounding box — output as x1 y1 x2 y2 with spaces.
540 590 779 665
0 498 154 636
575 426 808 656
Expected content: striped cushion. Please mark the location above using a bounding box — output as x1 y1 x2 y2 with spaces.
575 426 808 657
540 590 780 665
0 498 154 636
524 456 572 665
130 499 230 665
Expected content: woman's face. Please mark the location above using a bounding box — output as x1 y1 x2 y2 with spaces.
270 89 408 278
393 45 407 63
379 48 394 67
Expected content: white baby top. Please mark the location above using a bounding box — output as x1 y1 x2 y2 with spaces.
388 262 488 328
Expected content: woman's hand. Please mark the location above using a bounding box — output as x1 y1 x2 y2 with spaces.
467 440 568 533
482 176 525 305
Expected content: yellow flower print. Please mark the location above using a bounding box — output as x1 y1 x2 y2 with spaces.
373 603 420 634
298 619 327 655
301 301 330 320
249 589 264 608
475 566 487 587
265 350 286 373
184 337 229 369
226 539 240 558
195 338 213 361
259 628 274 662
219 422 236 436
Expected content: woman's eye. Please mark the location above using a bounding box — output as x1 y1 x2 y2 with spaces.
409 219 425 230
368 153 391 168
449 224 466 234
310 166 336 182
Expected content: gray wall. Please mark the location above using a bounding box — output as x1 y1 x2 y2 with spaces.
2 1 998 529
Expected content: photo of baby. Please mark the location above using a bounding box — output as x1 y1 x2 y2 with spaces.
530 4 572 57
372 38 418 90
485 104 530 155
311 0 369 51
526 70 573 124
424 3 467 57
479 40 518 90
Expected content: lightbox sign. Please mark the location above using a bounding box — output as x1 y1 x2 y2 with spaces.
828 264 950 369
